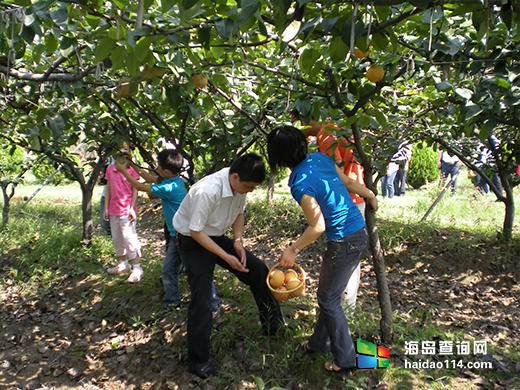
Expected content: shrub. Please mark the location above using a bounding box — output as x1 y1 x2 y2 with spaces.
408 142 439 189
0 144 24 176
32 158 68 185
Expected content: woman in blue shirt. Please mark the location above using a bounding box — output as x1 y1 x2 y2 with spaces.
267 125 378 375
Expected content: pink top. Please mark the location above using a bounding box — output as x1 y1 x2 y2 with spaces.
106 165 139 216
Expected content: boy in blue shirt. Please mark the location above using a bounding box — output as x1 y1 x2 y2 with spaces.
115 149 221 315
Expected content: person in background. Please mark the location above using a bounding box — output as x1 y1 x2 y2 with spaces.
115 149 222 316
438 149 460 195
98 158 112 236
104 141 143 283
394 141 413 197
267 126 377 376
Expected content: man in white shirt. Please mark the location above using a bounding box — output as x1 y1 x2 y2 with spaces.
173 153 285 378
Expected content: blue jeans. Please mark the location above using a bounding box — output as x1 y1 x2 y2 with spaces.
163 236 220 309
99 195 111 235
308 227 368 368
440 162 459 194
381 171 398 198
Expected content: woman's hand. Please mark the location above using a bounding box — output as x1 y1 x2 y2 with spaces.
280 247 296 267
128 208 137 222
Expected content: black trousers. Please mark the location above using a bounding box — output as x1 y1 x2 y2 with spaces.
177 234 284 371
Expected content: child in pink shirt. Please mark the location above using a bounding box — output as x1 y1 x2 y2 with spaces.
103 141 143 283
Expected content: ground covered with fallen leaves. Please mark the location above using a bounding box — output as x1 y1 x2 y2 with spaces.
1 201 519 390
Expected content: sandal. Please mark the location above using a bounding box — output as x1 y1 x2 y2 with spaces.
300 340 314 353
324 361 354 378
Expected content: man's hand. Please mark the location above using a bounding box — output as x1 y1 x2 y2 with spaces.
280 247 296 267
233 238 247 268
223 253 249 273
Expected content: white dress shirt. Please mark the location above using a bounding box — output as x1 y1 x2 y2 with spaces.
173 168 246 237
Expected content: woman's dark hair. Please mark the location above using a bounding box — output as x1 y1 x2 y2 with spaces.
267 125 308 172
229 153 266 184
158 149 183 175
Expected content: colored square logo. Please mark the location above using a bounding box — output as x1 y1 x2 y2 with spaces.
378 346 390 358
357 355 377 369
356 339 389 370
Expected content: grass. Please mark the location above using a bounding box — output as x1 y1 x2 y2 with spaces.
1 176 520 390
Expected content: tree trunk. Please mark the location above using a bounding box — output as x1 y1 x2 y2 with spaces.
1 184 11 227
363 165 394 342
81 185 94 244
502 178 514 242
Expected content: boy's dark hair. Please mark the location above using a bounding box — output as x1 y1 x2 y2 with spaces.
290 108 301 121
267 125 308 172
229 153 266 184
158 149 183 175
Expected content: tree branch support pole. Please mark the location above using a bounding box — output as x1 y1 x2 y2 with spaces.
420 166 460 223
24 164 64 205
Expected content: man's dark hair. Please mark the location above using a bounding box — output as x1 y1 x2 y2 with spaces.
229 153 266 184
158 149 183 175
267 125 308 172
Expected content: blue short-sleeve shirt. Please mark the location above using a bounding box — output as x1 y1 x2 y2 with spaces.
289 153 365 241
150 176 187 235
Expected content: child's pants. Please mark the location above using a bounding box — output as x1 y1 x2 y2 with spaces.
109 215 142 260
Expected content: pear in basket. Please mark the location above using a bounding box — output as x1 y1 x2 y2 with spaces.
284 269 298 283
268 270 285 288
285 278 301 291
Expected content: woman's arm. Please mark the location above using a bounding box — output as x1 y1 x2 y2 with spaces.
335 165 378 212
280 194 326 267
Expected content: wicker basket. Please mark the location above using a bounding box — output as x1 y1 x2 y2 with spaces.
267 263 306 302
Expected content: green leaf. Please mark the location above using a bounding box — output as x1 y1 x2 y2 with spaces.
216 18 234 39
341 20 365 48
159 0 174 12
94 37 116 63
454 87 473 100
329 36 349 63
322 17 338 33
127 26 153 49
251 375 265 390
39 127 52 140
45 35 58 54
282 20 301 42
299 48 321 74
371 109 388 128
211 46 225 59
372 33 389 51
235 0 259 29
198 27 212 50
465 103 483 120
135 36 154 62
436 81 452 91
49 7 68 24
186 47 202 70
487 77 511 89
111 46 127 71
